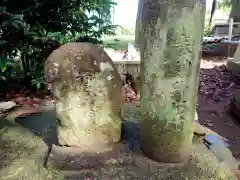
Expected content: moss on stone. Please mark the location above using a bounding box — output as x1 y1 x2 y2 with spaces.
140 118 194 162
0 120 63 180
138 1 206 162
45 43 123 150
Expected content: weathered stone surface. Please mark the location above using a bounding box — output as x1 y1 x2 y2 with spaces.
42 103 238 179
205 136 238 172
44 42 123 149
138 0 206 162
47 141 238 180
231 90 240 119
227 59 240 75
0 118 63 180
227 45 240 74
0 101 16 113
194 122 228 141
1 103 238 179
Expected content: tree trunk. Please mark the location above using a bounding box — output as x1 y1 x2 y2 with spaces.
139 0 206 162
135 0 144 45
230 0 240 22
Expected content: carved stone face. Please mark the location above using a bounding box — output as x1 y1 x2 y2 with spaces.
44 42 123 149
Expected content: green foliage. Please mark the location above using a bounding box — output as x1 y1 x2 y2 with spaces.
204 25 211 36
101 35 134 50
115 26 135 36
209 0 240 25
217 0 231 9
0 0 117 91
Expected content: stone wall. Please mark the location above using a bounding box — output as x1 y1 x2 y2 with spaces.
113 60 140 79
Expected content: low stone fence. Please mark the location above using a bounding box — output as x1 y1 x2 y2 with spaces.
113 60 140 79
106 42 141 80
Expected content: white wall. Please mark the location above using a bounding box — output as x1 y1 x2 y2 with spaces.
111 0 229 28
112 0 138 28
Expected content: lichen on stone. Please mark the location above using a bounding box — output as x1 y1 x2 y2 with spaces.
45 42 123 150
139 1 205 162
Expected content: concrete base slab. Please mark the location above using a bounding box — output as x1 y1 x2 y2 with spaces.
227 58 240 74
227 45 240 74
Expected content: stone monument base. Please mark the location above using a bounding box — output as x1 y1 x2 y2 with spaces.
48 139 238 180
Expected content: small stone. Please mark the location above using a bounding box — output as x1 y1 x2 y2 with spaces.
195 111 198 122
194 122 206 135
118 158 124 164
120 153 134 165
105 158 118 164
133 155 150 171
205 122 213 127
204 119 213 127
32 103 39 108
0 101 16 113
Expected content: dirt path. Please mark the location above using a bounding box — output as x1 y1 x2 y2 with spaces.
198 58 240 159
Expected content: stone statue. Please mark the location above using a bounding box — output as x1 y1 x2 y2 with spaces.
45 42 123 151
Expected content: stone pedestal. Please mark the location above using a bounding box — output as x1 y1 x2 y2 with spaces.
48 138 238 180
227 45 240 74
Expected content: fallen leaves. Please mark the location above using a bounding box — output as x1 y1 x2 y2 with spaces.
123 84 139 102
1 62 240 121
198 65 240 104
122 63 240 107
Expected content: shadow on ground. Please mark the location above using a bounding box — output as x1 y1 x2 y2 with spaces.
13 107 141 152
0 111 64 180
15 109 60 148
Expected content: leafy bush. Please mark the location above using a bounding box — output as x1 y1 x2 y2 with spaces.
115 26 135 36
204 24 211 36
0 0 117 91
